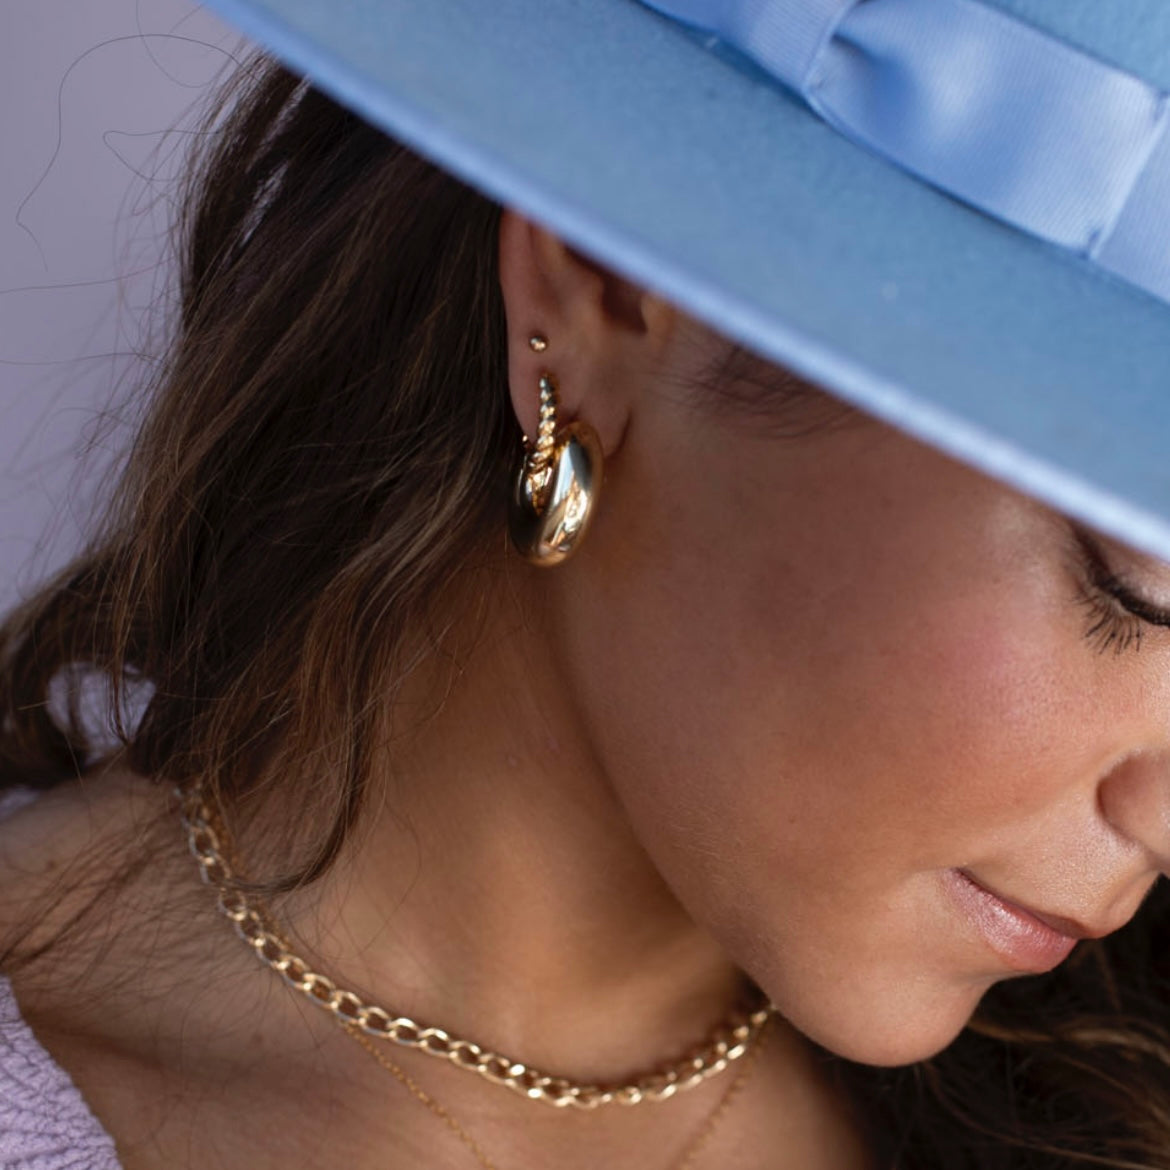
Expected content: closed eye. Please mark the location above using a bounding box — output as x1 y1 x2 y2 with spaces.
1073 527 1170 629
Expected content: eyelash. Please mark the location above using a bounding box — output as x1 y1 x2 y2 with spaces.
1069 527 1170 656
1078 580 1145 655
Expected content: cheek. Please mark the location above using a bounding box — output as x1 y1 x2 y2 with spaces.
566 582 1078 1062
572 489 1079 870
812 595 1078 838
551 431 1100 1064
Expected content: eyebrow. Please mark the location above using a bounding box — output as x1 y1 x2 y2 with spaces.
1073 525 1170 629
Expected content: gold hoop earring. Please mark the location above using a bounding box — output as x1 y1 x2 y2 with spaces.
508 370 603 566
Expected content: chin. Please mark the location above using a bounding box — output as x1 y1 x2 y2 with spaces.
777 980 985 1069
822 1021 968 1069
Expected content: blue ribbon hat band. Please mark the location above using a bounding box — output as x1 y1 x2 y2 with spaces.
642 0 1170 306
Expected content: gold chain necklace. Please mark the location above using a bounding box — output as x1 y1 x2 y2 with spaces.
178 786 776 1111
344 1012 773 1170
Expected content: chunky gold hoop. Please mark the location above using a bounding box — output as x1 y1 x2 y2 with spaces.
508 372 603 566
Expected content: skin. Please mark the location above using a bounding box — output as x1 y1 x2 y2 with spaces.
1 211 1168 1169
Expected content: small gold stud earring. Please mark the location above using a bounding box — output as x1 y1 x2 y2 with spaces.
528 334 548 352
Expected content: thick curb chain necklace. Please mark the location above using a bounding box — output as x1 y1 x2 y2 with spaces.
178 786 776 1110
345 1013 774 1170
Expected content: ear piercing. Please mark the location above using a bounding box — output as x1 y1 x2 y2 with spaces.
508 333 603 566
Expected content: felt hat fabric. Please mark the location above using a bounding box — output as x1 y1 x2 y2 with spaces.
199 0 1170 558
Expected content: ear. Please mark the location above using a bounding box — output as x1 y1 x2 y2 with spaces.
497 209 676 450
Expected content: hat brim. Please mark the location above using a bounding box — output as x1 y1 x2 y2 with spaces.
202 0 1170 559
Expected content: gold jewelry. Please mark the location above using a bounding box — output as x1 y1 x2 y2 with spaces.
508 367 603 566
179 786 775 1111
528 333 549 352
345 1013 772 1170
347 1026 503 1170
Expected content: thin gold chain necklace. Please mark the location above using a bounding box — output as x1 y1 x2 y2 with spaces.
178 785 776 1112
344 1012 773 1170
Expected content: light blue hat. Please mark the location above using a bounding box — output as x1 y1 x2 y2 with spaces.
200 0 1170 558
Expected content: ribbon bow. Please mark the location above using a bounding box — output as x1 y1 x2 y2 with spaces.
640 0 1170 305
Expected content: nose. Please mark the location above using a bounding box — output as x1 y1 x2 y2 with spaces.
1097 751 1170 876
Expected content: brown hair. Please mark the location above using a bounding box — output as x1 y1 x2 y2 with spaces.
1 54 1169 1170
0 56 514 887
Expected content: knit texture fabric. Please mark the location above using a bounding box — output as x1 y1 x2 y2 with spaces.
0 786 121 1168
0 977 121 1170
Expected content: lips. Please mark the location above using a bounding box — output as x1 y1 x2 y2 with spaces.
944 869 1081 973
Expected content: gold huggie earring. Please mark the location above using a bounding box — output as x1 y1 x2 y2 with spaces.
508 337 603 566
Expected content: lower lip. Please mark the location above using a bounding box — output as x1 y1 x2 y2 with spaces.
943 869 1078 973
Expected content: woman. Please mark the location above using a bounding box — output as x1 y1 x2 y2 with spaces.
2 1 1170 1166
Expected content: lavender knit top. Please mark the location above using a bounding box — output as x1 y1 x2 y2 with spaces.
0 789 122 1168
0 977 120 1169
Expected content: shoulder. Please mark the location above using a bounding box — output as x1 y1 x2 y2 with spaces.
0 768 174 984
0 776 138 1168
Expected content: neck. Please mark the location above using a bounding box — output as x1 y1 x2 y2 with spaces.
7 578 872 1170
277 573 752 1082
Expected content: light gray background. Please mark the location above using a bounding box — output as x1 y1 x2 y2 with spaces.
1 1 241 612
